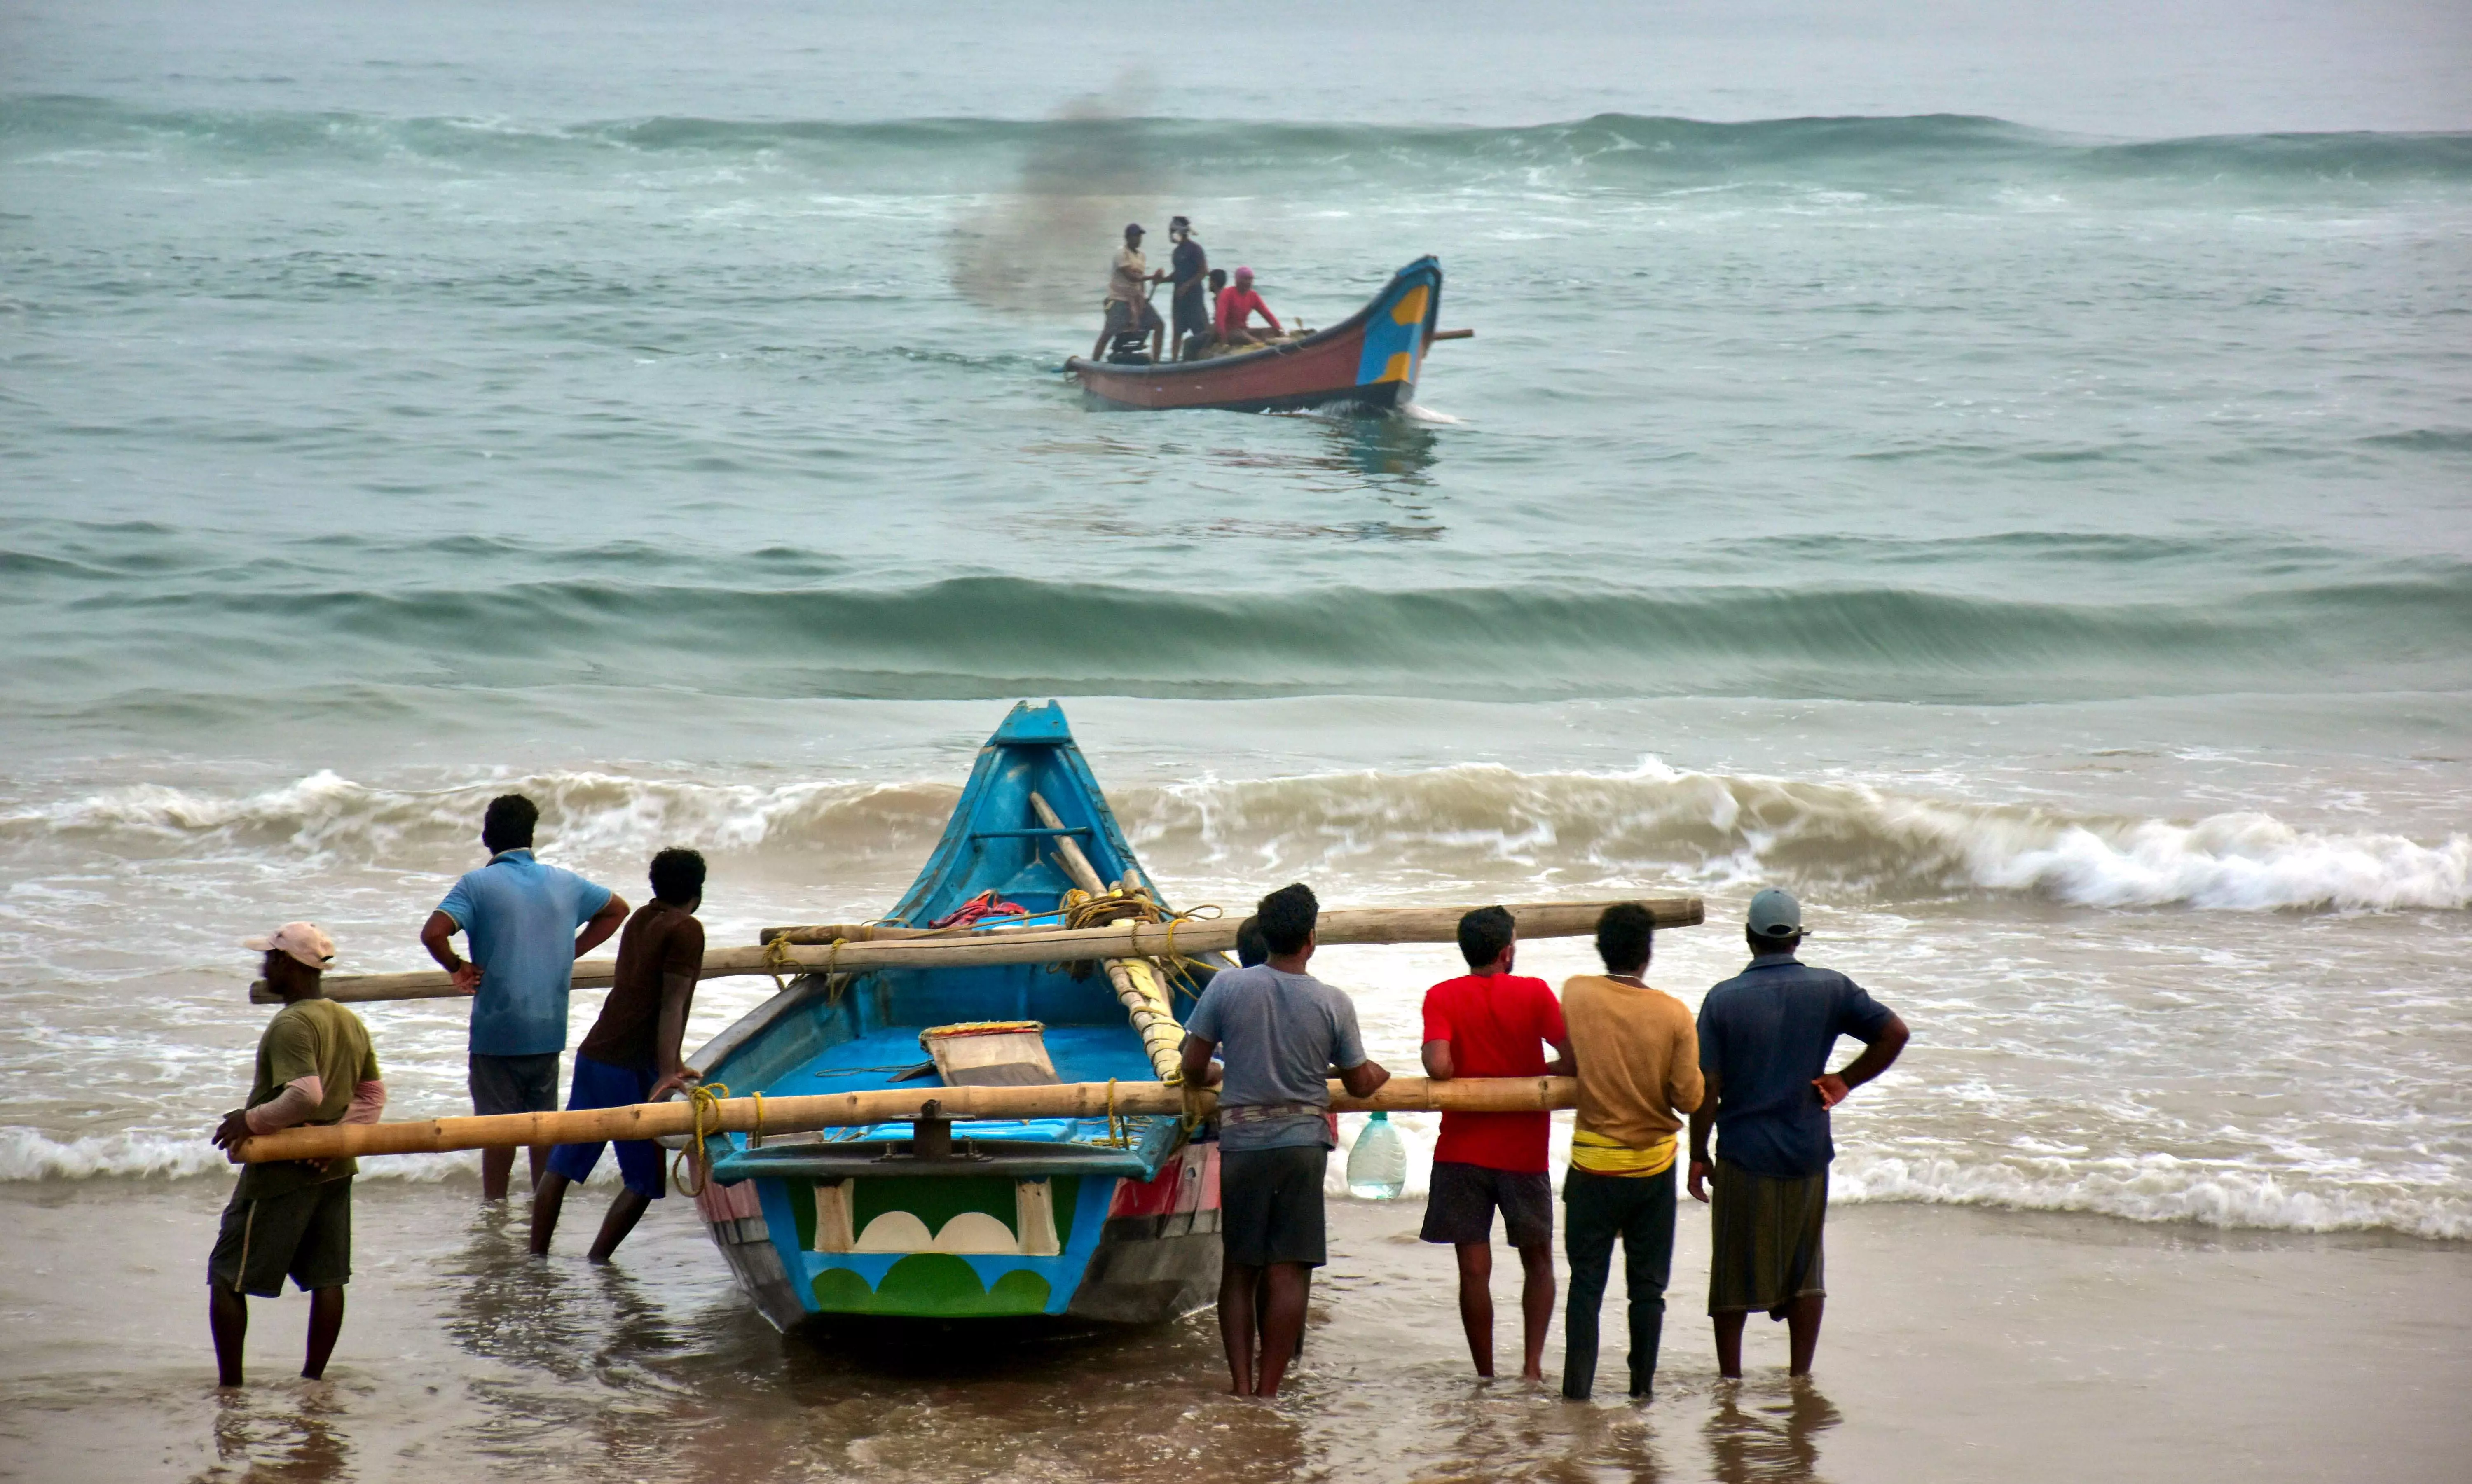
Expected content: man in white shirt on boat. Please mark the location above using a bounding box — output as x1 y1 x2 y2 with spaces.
1091 222 1166 363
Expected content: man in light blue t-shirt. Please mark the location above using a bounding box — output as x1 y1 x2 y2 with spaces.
420 794 627 1201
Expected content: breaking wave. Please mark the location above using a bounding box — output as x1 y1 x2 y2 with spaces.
11 96 2470 197
11 760 2466 913
16 571 2472 705
1833 1152 2472 1241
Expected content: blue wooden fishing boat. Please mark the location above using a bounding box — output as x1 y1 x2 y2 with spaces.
682 702 1226 1331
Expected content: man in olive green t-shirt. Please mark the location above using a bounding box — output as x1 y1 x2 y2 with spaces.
208 923 386 1387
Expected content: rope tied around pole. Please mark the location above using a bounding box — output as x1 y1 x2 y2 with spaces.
761 935 799 994
673 1082 731 1197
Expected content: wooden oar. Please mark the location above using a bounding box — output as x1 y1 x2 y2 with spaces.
255 895 1705 1004
229 1074 1574 1163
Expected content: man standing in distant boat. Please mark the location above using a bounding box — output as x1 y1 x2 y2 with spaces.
1180 882 1390 1398
531 847 706 1262
1690 889 1908 1379
1419 906 1571 1383
1215 266 1283 348
1558 902 1702 1402
1166 215 1210 360
1091 221 1166 363
420 794 627 1202
208 923 385 1387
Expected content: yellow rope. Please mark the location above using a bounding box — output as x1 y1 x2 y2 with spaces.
1102 1077 1130 1147
761 935 799 994
750 1091 765 1149
672 1081 731 1197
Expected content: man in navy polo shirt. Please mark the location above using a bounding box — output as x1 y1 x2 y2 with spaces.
1688 888 1908 1379
420 794 627 1201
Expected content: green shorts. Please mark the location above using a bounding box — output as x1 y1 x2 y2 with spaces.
208 1177 353 1297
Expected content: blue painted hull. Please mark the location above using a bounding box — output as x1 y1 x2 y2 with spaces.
687 702 1225 1331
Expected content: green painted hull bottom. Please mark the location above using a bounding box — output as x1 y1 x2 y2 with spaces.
813 1255 1055 1317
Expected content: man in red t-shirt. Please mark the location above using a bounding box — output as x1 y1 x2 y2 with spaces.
1214 266 1284 347
1420 905 1572 1381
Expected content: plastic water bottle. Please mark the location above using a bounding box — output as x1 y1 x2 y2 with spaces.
1346 1111 1408 1200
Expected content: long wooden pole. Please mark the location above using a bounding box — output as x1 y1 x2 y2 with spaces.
257 896 1705 1004
230 1075 1575 1163
1025 790 1185 1081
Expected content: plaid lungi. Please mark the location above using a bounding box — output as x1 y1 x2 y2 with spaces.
1707 1159 1828 1317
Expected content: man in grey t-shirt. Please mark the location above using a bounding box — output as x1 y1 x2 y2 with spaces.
1182 883 1389 1399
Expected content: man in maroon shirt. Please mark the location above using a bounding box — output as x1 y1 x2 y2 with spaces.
530 847 705 1262
1420 906 1573 1381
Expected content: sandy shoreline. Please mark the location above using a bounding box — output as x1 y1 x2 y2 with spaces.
1 1178 2463 1482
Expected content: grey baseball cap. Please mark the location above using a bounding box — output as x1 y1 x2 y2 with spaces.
1746 888 1804 939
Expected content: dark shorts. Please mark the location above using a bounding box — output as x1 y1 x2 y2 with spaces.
1102 297 1162 337
469 1051 560 1117
1171 285 1209 338
1707 1160 1828 1316
545 1055 666 1198
1220 1145 1329 1269
1421 1160 1556 1248
209 1177 352 1297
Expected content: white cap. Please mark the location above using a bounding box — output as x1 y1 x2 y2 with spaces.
244 922 335 970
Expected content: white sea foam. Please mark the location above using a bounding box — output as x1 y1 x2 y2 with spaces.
10 762 2467 912
1833 1151 2472 1241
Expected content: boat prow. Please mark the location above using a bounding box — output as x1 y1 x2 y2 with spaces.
1067 257 1446 413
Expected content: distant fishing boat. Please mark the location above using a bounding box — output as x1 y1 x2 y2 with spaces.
683 702 1227 1331
1066 256 1465 413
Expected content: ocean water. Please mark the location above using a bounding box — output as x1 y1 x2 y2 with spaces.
4 0 2470 1269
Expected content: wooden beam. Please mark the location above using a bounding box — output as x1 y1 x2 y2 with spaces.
257 896 1705 1004
229 1075 1575 1163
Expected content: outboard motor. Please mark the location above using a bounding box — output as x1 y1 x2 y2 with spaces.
1105 326 1154 365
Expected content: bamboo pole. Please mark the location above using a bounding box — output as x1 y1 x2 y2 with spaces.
1025 791 1185 1082
231 1075 1575 1163
767 898 1703 950
261 896 1706 1004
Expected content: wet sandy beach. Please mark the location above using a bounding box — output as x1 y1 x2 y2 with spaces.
4 1179 2463 1483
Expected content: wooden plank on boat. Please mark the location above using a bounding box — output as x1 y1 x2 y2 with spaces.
229 1074 1577 1163
257 895 1704 1003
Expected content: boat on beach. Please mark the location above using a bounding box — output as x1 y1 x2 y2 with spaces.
681 702 1228 1332
1066 257 1454 414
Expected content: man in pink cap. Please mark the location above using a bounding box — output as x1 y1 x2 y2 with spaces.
1214 266 1284 348
207 923 387 1387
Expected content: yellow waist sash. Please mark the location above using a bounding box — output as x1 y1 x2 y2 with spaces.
1569 1129 1677 1178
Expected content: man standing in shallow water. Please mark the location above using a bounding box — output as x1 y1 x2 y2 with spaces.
1690 888 1908 1378
1180 883 1390 1398
531 847 707 1262
208 923 386 1387
1419 905 1571 1382
1557 902 1702 1402
420 794 627 1201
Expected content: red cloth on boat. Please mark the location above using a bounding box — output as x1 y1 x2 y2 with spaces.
929 890 1029 930
1215 285 1280 338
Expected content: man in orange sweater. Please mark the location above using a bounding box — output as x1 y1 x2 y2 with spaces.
1558 902 1704 1401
